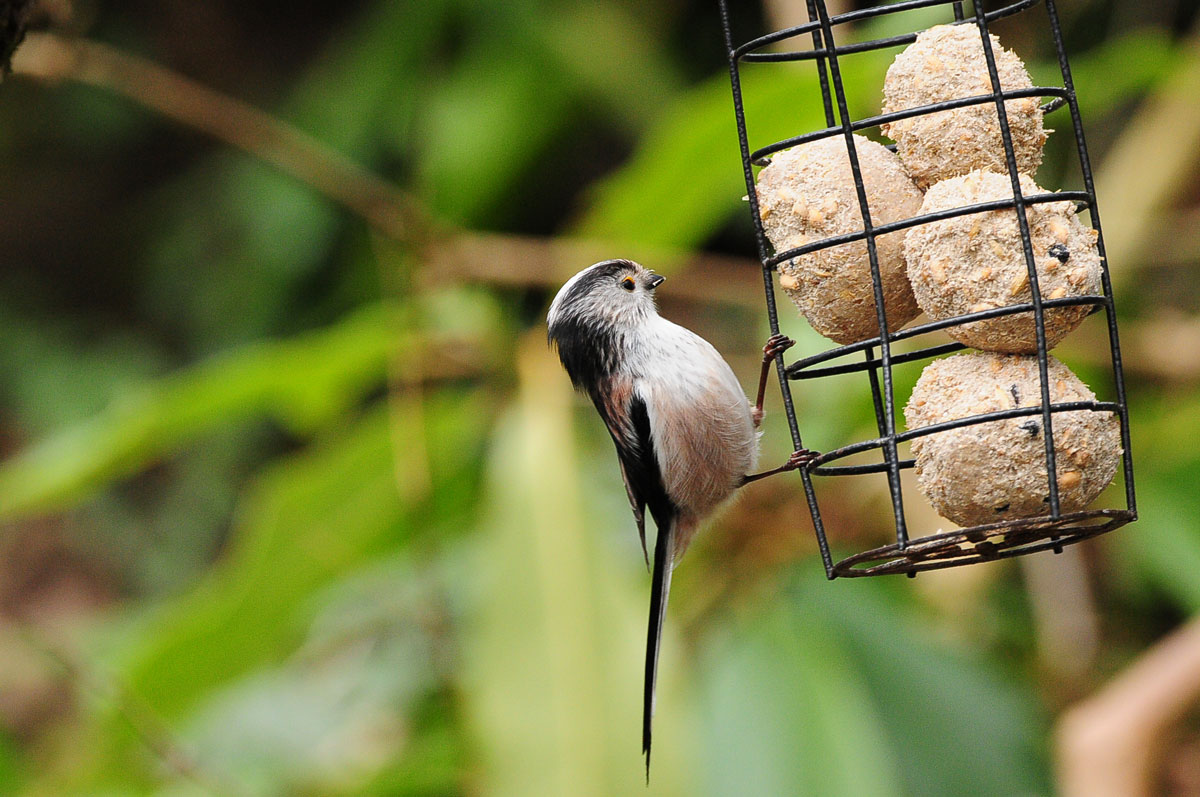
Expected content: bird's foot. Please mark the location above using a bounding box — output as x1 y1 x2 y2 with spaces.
762 333 795 363
740 448 819 485
753 335 795 428
782 448 819 471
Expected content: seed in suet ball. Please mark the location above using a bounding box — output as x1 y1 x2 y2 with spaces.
904 351 1121 527
881 24 1048 190
905 170 1102 353
756 135 924 344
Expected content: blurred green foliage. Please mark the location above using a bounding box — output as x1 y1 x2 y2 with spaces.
1 0 1199 795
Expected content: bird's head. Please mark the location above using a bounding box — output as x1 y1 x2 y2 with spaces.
547 259 666 337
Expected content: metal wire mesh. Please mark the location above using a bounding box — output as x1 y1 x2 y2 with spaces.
718 0 1137 578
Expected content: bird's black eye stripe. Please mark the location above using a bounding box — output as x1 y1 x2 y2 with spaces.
621 277 636 291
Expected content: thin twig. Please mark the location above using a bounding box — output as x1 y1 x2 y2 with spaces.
12 32 424 241
422 231 764 309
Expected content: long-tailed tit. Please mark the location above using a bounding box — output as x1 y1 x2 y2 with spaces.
546 259 815 777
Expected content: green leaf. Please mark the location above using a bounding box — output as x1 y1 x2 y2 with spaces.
40 386 492 791
416 0 682 226
807 575 1050 797
1109 393 1200 611
0 732 23 792
1113 472 1200 611
169 557 452 795
416 36 577 225
699 601 901 797
1032 29 1180 121
527 1 685 131
0 303 396 522
697 571 1049 797
575 50 893 254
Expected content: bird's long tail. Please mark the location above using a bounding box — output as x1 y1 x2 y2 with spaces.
643 516 675 782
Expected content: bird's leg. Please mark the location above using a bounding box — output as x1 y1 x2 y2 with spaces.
752 333 795 427
740 448 819 486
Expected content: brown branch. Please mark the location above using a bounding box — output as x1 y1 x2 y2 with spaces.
12 32 424 241
13 32 767 308
422 232 764 309
1056 617 1200 797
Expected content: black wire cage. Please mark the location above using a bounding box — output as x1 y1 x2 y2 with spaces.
718 0 1137 577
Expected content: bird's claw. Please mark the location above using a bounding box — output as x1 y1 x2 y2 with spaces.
762 333 795 363
783 448 819 471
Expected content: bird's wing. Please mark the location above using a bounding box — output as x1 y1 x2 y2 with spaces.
617 459 648 567
624 383 678 781
590 377 672 568
592 375 679 780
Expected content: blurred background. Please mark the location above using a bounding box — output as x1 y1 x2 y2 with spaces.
0 0 1198 794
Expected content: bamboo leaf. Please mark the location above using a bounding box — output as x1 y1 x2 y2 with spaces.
41 386 493 791
806 575 1050 797
575 50 892 255
0 304 396 522
699 598 902 797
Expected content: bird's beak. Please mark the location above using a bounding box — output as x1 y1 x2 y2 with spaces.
647 274 666 289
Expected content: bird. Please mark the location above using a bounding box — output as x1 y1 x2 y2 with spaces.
546 259 815 779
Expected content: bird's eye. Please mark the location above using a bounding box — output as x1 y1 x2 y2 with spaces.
621 277 636 291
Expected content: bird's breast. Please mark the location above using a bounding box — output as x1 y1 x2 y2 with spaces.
638 355 757 520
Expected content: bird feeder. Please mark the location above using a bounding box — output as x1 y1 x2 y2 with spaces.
718 0 1136 577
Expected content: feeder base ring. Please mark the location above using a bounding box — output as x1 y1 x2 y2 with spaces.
832 509 1135 578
